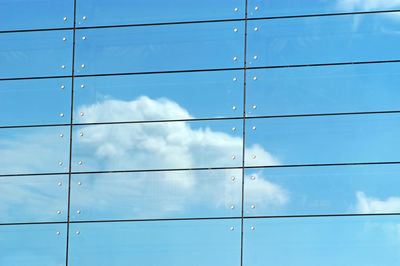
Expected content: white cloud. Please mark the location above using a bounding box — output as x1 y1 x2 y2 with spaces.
355 191 400 213
337 0 400 11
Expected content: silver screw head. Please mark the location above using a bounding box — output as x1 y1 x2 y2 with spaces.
81 64 85 68
80 84 85 88
231 176 236 181
251 204 255 209
234 28 238 32
253 55 258 60
232 155 236 160
251 175 256 180
252 126 256 130
230 205 235 209
61 65 66 69
234 7 238 12
59 133 64 137
232 127 236 131
58 182 62 186
77 181 82 186
57 210 61 214
252 105 257 109
63 17 67 21
79 132 83 136
82 36 86 40
254 27 258 31
76 230 80 235
77 210 81 214
230 226 235 231
253 76 257 81
254 6 259 11
252 154 256 159
60 113 64 117
232 106 237 110
251 226 255 230
62 37 67 41
233 56 237 61
61 85 65 89
78 161 83 165
233 77 237 82
80 112 84 116
56 231 60 235
82 16 87 20
58 161 63 166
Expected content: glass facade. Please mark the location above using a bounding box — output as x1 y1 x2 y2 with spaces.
1 1 399 265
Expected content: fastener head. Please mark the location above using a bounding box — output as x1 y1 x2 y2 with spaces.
252 155 256 159
57 210 61 214
234 8 238 12
253 105 257 109
232 155 236 160
79 132 83 136
253 55 258 60
234 28 238 32
233 56 237 61
80 112 84 116
78 161 82 165
82 16 87 20
233 77 237 82
61 85 65 89
63 17 67 21
77 181 82 185
81 64 85 68
62 37 66 41
251 226 255 230
61 65 66 69
82 36 86 40
80 84 85 88
76 230 80 235
59 133 64 137
230 205 235 209
58 161 63 166
251 205 255 209
230 226 235 231
232 106 237 110
251 176 256 180
254 6 259 11
232 127 236 131
231 176 235 181
60 113 64 117
254 27 258 31
58 182 62 186
56 231 60 235
252 126 256 130
253 76 257 81
77 210 81 214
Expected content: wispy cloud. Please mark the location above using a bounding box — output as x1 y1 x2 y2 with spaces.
355 191 400 213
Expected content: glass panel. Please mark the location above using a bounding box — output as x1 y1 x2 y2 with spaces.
244 165 400 216
243 215 400 266
0 174 68 223
0 224 67 265
68 219 241 266
0 78 71 126
70 169 242 221
74 71 243 123
247 13 400 67
0 0 74 31
76 0 245 27
248 0 400 18
74 21 244 75
0 126 70 175
0 30 73 79
72 119 243 172
246 63 400 117
245 113 400 166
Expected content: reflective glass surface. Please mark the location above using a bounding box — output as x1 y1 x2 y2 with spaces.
247 13 400 67
0 0 74 31
248 0 400 18
72 119 243 172
74 71 243 123
0 126 70 175
0 78 71 126
68 219 241 266
244 216 400 266
74 22 244 75
76 0 245 27
244 165 400 216
246 63 400 117
70 169 242 221
0 224 67 266
245 113 400 166
0 30 73 79
0 175 68 223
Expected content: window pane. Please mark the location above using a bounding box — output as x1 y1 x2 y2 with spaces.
74 21 244 75
68 219 241 266
0 126 70 175
70 169 242 221
76 0 245 27
246 63 400 117
0 30 73 79
0 224 67 265
247 13 400 67
74 70 243 123
72 119 243 172
244 165 400 216
245 113 400 166
0 78 71 126
248 0 400 18
0 0 74 31
244 216 400 266
0 174 68 223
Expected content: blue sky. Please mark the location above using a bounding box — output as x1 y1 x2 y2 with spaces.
1 0 400 265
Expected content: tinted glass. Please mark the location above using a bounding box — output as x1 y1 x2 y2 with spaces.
68 219 241 266
244 165 400 216
70 169 242 221
0 224 67 265
72 119 243 172
0 30 73 79
0 78 71 126
245 113 400 166
74 71 243 123
243 216 400 266
74 21 244 75
0 0 74 31
246 63 400 117
76 0 245 27
248 0 400 18
0 126 70 175
0 174 68 223
247 13 400 67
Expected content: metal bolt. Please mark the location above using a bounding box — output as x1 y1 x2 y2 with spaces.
61 65 66 69
254 6 259 11
80 84 85 88
82 36 86 40
233 77 237 82
230 226 235 231
62 37 67 41
233 56 237 61
58 161 63 166
61 85 65 89
253 105 257 109
234 28 238 32
232 106 237 110
78 161 83 165
231 176 236 181
59 133 64 137
251 204 255 209
251 226 255 230
254 27 258 31
76 230 80 235
81 64 85 68
253 55 258 60
63 17 67 21
82 16 87 20
253 76 257 81
234 8 238 12
230 205 235 209
251 176 256 180
252 126 256 130
232 155 236 160
80 112 84 116
252 155 256 159
77 181 82 186
232 127 236 131
79 132 83 136
57 210 61 214
60 113 64 117
77 210 81 214
56 231 60 235
58 182 62 186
